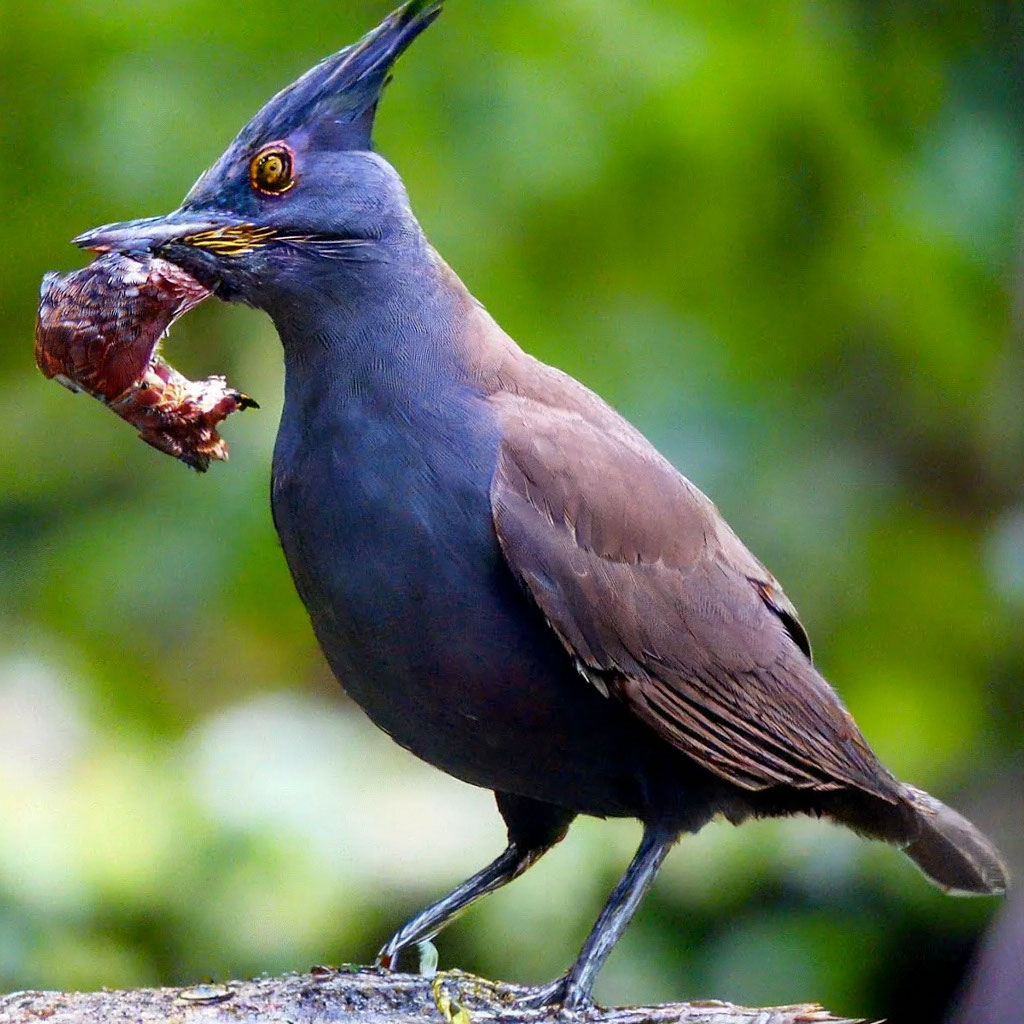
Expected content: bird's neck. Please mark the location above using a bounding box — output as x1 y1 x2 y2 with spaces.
274 244 457 376
268 239 521 414
268 240 526 517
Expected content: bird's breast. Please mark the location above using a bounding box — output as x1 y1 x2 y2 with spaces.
271 374 532 772
268 371 684 816
264 302 725 821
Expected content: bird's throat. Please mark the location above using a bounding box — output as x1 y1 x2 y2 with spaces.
272 246 484 406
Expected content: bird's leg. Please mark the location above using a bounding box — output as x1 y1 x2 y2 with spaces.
522 826 677 1010
377 793 574 972
376 840 552 971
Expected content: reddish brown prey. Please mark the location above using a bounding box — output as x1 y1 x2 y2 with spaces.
62 0 1006 1010
35 252 257 471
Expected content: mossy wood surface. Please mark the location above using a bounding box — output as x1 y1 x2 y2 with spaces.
0 968 861 1024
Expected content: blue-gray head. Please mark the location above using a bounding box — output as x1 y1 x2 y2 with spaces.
75 0 442 308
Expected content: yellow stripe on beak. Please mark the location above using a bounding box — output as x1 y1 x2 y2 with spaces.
183 225 277 256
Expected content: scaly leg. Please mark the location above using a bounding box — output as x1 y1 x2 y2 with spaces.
377 793 573 971
523 826 677 1009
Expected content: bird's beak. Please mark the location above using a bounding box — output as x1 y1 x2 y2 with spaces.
77 210 231 253
74 210 275 259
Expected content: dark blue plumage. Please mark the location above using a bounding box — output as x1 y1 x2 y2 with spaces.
73 0 1006 1008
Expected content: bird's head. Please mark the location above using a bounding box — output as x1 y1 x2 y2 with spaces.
74 0 441 308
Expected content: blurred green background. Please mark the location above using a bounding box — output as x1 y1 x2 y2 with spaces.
1 1 1021 1022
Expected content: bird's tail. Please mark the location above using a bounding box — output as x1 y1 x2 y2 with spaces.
900 784 1008 896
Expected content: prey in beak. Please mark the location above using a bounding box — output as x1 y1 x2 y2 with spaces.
35 251 258 472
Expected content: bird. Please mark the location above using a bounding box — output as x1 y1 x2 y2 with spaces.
74 0 1007 1009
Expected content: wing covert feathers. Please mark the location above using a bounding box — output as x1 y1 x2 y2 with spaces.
488 386 899 802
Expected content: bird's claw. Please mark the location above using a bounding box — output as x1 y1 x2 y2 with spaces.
375 934 403 971
517 975 592 1011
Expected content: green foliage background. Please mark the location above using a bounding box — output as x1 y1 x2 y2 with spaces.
1 2 1021 1022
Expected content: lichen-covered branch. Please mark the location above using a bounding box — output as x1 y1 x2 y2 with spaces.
0 967 860 1024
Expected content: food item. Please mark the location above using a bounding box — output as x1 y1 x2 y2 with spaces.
35 253 256 471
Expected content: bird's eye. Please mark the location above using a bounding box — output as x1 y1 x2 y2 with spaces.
250 144 295 195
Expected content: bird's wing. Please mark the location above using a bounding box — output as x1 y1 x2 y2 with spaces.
488 389 896 799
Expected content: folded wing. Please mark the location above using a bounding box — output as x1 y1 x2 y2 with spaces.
488 389 900 803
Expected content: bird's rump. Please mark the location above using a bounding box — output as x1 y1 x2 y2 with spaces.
488 387 900 803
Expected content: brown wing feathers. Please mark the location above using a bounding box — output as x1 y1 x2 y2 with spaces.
489 391 900 803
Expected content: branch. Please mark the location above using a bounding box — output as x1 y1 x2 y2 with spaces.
0 967 861 1024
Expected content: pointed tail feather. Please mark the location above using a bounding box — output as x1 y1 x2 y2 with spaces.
902 785 1008 896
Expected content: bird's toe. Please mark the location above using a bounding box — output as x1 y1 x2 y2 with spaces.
517 976 592 1011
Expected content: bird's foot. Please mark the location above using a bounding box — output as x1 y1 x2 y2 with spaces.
375 936 404 972
517 975 593 1011
376 938 439 978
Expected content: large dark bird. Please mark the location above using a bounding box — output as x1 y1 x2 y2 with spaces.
75 0 1006 1007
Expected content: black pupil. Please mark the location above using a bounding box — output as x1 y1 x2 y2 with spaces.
259 152 288 188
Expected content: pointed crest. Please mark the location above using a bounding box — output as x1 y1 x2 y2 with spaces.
235 0 442 153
